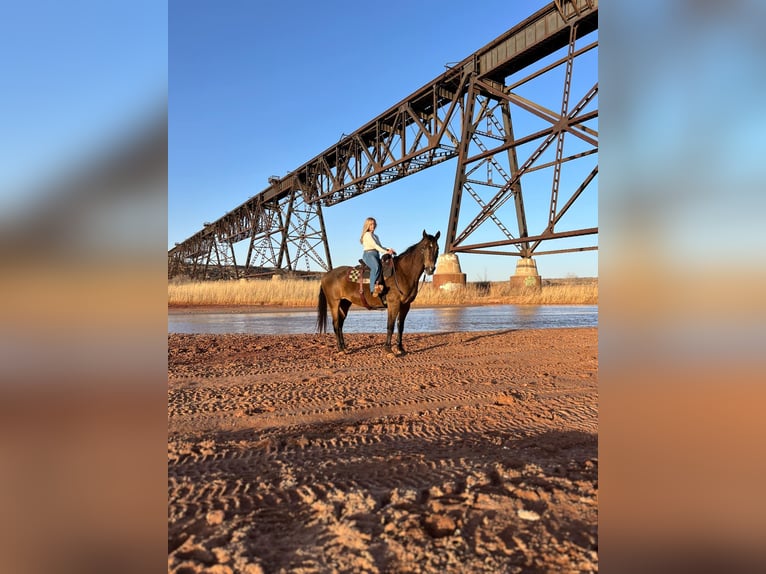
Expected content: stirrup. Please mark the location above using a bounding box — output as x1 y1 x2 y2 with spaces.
373 283 384 295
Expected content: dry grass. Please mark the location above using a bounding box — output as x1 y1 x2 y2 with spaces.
168 277 319 307
168 277 597 307
418 280 598 306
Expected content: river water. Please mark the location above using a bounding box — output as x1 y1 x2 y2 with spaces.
168 305 597 335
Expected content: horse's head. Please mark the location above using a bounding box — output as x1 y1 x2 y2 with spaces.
421 230 441 275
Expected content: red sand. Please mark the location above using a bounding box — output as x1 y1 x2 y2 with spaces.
168 327 598 573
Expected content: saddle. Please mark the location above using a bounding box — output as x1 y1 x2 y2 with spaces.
347 253 393 283
347 254 393 309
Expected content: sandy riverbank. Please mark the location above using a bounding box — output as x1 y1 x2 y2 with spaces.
168 327 598 573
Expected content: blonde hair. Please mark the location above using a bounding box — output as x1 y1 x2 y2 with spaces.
359 217 376 243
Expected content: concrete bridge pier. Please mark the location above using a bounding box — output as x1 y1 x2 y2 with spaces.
433 253 467 290
510 257 542 291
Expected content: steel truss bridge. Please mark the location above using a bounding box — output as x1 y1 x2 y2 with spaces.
169 0 598 280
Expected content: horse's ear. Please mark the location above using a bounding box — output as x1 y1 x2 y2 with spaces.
422 229 427 239
434 231 441 240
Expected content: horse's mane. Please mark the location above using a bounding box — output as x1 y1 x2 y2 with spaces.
395 235 430 260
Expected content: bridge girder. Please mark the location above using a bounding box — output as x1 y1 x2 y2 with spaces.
169 0 598 280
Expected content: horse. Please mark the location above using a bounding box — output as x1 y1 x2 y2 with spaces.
316 230 441 355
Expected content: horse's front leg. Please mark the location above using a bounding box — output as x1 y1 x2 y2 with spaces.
385 308 397 353
395 303 411 355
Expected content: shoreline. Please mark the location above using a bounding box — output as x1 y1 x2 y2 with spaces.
168 301 599 315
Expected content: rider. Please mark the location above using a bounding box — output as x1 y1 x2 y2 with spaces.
360 217 395 302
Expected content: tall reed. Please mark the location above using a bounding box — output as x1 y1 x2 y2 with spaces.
168 277 597 307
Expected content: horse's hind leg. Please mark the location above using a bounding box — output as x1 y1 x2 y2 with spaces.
337 300 352 351
331 299 352 353
331 311 344 352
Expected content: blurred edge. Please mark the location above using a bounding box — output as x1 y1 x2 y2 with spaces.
0 73 167 574
0 106 168 574
3 0 766 572
0 105 168 389
600 1 766 572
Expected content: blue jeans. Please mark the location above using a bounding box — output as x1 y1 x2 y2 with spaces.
362 250 381 294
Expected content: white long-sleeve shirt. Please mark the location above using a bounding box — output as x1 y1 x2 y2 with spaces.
362 232 389 254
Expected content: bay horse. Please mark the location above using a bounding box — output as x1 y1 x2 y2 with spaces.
316 230 440 355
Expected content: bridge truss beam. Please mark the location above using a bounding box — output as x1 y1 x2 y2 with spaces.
169 0 597 280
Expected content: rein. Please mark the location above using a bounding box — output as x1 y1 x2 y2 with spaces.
391 258 405 296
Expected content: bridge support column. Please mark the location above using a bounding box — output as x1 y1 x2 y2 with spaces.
433 253 467 290
510 257 542 291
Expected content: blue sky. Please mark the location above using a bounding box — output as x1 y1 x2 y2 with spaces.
0 1 167 213
170 0 598 281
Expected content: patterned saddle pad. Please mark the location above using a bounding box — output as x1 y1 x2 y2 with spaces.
347 266 370 284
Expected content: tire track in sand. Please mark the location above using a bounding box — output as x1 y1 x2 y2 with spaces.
168 329 598 573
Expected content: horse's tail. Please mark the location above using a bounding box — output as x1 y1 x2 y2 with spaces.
316 285 328 333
